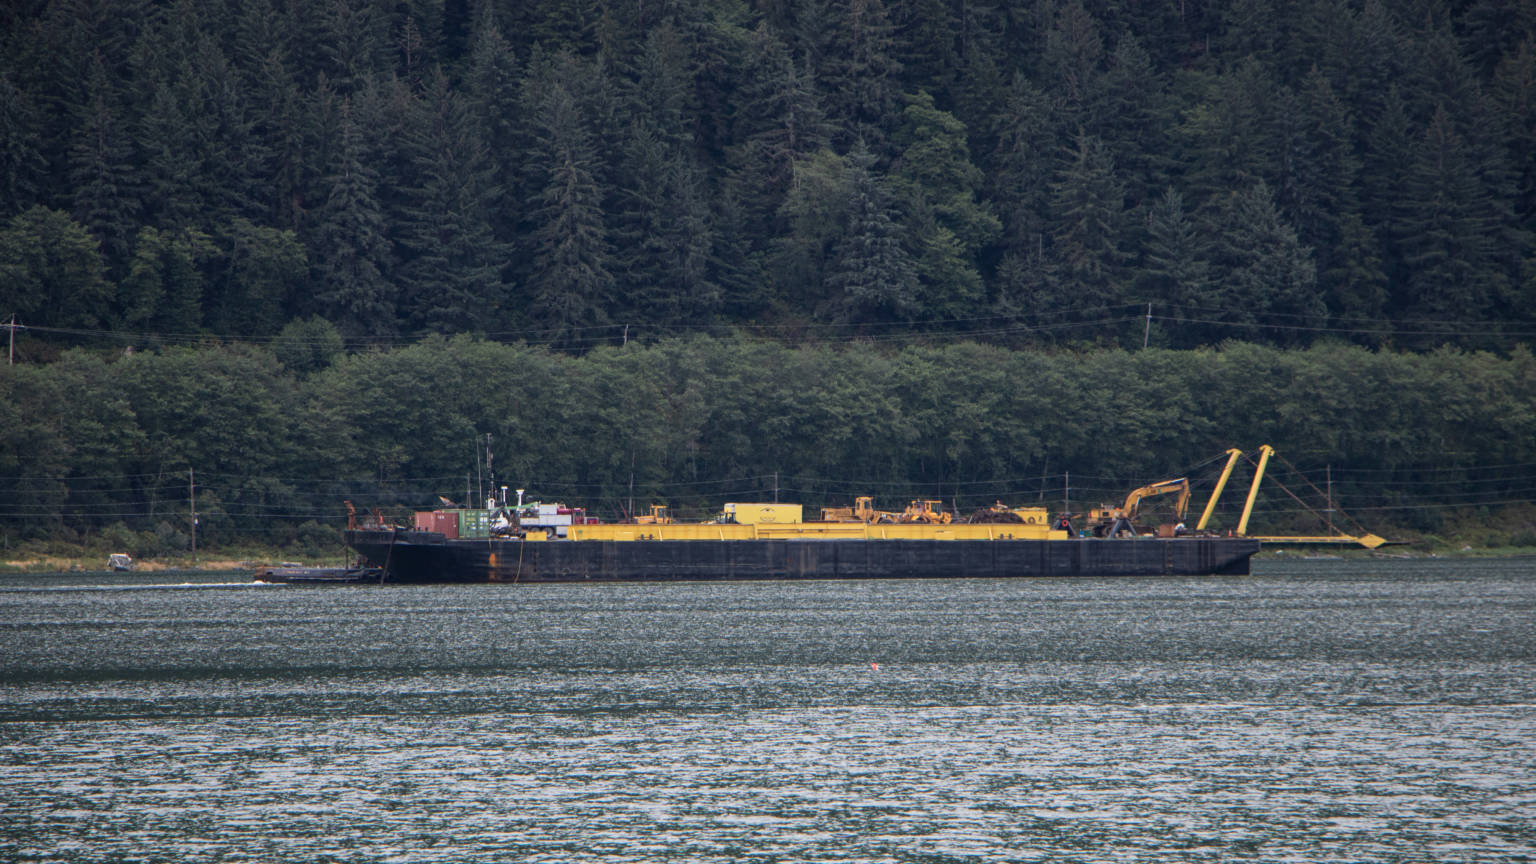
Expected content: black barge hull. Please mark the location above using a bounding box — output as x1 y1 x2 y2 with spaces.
344 529 1260 583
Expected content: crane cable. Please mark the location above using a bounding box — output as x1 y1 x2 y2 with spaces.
1259 451 1374 537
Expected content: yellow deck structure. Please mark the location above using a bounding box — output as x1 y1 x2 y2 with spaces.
568 521 1066 542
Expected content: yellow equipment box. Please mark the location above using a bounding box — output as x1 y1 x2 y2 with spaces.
719 503 803 524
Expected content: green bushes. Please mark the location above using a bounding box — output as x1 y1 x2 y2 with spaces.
3 336 1534 545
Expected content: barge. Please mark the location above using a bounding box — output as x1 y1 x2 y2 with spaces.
340 498 1259 583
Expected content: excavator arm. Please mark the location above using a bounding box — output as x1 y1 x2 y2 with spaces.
1123 478 1191 521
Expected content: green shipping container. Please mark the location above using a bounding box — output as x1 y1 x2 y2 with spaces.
459 509 492 538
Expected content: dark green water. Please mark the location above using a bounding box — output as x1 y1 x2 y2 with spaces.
2 559 1533 862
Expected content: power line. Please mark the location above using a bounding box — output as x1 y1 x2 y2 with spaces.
15 302 1536 353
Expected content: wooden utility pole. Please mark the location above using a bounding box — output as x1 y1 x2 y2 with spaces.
5 314 17 366
1326 465 1334 535
189 468 197 563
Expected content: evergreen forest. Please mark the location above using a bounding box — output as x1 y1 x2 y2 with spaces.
2 0 1536 554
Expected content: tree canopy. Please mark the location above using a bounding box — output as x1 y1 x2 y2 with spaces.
0 0 1531 350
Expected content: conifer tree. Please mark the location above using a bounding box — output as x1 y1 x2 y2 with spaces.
888 0 959 99
1043 0 1104 123
769 148 853 310
1491 39 1536 234
1204 180 1323 343
824 144 916 323
1140 187 1211 316
1093 36 1169 210
523 81 614 346
986 74 1059 279
1175 59 1274 209
727 23 830 244
1395 105 1500 324
1360 86 1415 289
313 104 395 340
821 0 902 152
464 6 521 243
1048 131 1127 307
322 0 387 94
0 73 45 220
68 52 140 273
212 218 308 336
392 71 505 334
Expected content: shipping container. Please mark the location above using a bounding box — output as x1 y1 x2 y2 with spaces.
415 511 460 539
459 509 492 538
719 503 804 524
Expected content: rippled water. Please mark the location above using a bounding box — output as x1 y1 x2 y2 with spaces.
2 559 1534 862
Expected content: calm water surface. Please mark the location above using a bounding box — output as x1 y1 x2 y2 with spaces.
2 558 1533 862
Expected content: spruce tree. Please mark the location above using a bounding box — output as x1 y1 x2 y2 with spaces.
1395 105 1500 325
391 70 505 335
313 104 395 340
68 52 140 274
1205 180 1323 344
821 0 902 152
523 82 614 346
769 148 853 310
121 224 215 333
1047 131 1127 308
464 5 521 244
986 74 1059 283
0 73 45 220
824 144 916 323
726 23 830 245
1140 187 1211 317
213 218 307 337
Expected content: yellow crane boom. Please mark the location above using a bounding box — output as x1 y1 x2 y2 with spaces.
1197 445 1387 548
1195 448 1243 531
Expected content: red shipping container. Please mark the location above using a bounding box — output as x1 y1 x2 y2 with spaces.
414 511 459 539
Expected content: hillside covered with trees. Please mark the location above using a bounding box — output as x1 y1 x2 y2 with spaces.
3 0 1536 553
3 0 1534 348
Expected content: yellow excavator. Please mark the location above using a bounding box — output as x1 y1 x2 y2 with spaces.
1086 477 1191 537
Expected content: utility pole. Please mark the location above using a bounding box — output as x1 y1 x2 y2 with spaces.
774 471 779 503
485 433 493 506
5 314 19 366
189 468 197 564
1064 471 1070 517
1143 303 1152 349
1325 465 1334 535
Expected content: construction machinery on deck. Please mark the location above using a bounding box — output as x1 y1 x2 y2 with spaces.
1086 477 1192 538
